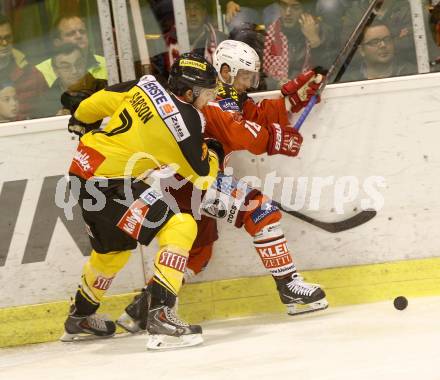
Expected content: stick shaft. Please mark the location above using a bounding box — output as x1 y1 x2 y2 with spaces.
293 95 318 130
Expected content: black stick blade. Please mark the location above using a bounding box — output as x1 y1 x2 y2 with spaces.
273 200 377 233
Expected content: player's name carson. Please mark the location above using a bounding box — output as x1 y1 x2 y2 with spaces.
129 92 153 123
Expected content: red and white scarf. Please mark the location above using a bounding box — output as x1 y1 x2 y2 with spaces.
263 18 311 81
192 23 218 63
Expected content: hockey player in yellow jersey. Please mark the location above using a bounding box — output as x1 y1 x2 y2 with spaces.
61 53 224 350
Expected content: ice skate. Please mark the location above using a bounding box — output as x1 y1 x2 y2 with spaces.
60 305 116 342
275 273 328 316
146 305 203 350
116 288 150 334
117 284 180 334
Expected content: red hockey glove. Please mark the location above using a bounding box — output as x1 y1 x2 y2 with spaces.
281 70 324 113
267 123 303 157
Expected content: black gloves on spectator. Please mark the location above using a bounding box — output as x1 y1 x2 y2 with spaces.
68 115 102 137
205 138 225 166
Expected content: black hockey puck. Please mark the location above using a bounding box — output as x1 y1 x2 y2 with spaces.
393 296 408 310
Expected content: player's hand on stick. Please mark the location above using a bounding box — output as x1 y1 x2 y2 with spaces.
281 70 324 113
63 90 102 137
68 115 101 137
267 123 303 157
61 91 93 115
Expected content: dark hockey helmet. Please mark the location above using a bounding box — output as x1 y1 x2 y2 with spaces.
168 52 218 97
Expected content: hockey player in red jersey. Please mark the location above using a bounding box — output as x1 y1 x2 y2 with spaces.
117 41 328 335
203 39 315 158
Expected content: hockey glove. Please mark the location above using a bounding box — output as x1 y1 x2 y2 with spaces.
68 114 102 137
281 70 324 113
267 123 303 157
205 138 225 166
61 90 93 114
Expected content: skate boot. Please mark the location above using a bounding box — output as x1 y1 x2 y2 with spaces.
116 287 150 334
60 305 116 342
145 283 202 350
275 272 328 316
146 304 203 350
117 283 181 334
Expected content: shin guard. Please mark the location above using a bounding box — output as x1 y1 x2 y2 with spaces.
152 213 197 295
76 249 131 315
252 222 296 278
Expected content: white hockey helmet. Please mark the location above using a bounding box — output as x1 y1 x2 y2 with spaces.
213 39 261 88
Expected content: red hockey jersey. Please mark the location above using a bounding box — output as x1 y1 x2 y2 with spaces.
201 82 289 156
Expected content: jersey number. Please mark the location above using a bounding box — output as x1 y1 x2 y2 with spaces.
93 108 132 136
243 120 261 138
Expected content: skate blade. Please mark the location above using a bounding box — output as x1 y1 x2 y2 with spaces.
116 312 147 334
287 298 329 316
60 332 115 342
146 333 203 351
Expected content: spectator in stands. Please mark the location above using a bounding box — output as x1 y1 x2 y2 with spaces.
0 82 18 122
150 0 226 80
186 0 227 61
221 0 279 28
428 1 440 71
36 15 107 88
341 23 417 82
45 43 106 116
430 1 440 46
0 14 48 119
315 0 348 35
342 0 416 64
263 0 334 89
223 0 348 28
316 0 348 21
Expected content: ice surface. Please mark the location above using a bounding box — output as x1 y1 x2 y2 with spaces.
1 297 439 380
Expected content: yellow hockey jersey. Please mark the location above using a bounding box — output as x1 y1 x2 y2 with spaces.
69 75 218 190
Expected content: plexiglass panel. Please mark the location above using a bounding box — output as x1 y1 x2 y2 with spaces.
0 1 107 122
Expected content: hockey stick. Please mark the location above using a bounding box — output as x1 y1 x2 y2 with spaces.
293 0 382 131
271 200 377 233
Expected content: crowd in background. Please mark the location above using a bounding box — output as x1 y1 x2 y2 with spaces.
0 0 106 123
141 0 440 88
0 0 439 124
